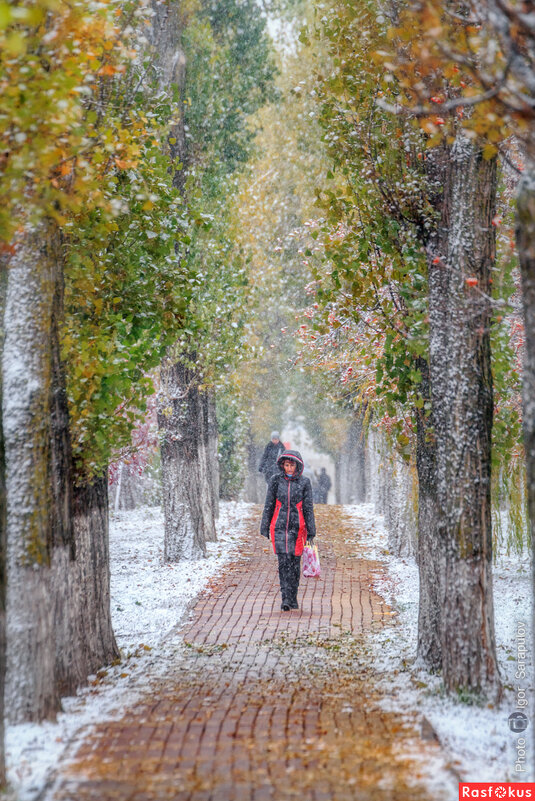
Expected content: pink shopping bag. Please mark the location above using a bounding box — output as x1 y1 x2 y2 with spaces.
302 543 321 578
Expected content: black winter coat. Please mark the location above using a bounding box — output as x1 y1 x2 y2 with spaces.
258 440 285 479
260 449 316 555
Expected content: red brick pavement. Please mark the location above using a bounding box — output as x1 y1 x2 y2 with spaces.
48 505 452 801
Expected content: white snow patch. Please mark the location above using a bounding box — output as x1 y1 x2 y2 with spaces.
8 499 531 799
6 501 254 800
344 503 534 792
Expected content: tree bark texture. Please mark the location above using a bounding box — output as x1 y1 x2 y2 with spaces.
4 223 119 720
364 428 416 555
114 463 137 511
158 360 215 560
516 172 535 544
72 477 118 670
55 475 119 696
334 453 342 504
515 172 535 746
148 0 187 188
428 135 501 698
416 144 448 673
415 357 442 670
365 427 385 512
338 410 367 504
0 263 6 784
198 388 218 542
207 390 220 522
3 223 74 721
382 453 417 558
150 2 221 554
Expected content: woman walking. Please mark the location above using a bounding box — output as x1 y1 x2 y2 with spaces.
260 449 316 611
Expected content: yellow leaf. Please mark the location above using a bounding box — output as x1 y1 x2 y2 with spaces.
482 143 498 160
4 31 25 55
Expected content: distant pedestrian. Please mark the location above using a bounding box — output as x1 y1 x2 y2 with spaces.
258 431 285 484
317 467 331 504
260 449 316 611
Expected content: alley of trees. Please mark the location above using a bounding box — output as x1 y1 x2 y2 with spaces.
0 0 534 788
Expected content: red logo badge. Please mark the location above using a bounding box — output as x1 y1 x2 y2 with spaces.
459 784 535 799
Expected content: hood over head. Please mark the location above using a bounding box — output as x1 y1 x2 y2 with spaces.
277 449 305 477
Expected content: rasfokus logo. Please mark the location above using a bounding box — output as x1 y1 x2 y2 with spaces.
459 784 535 799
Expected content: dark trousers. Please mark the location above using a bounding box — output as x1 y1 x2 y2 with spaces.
277 554 301 607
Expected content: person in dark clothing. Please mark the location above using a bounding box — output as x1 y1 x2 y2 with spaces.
258 431 285 483
317 467 331 504
260 449 316 611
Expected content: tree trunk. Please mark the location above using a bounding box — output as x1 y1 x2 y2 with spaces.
352 408 367 503
73 477 118 668
380 451 416 557
516 171 535 548
415 357 442 671
198 387 218 542
4 223 74 721
428 135 500 698
334 453 342 504
4 223 119 720
151 3 219 555
515 166 535 781
0 414 4 784
207 390 220 520
55 475 119 696
0 263 6 785
366 426 385 512
148 0 187 185
158 361 209 560
338 410 367 504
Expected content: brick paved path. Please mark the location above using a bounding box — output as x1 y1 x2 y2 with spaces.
48 506 451 801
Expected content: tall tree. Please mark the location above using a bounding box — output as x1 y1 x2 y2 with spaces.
375 0 535 692
158 360 211 559
305 0 506 695
427 135 501 695
310 0 447 670
1 0 190 719
3 223 74 720
0 262 7 783
158 0 276 560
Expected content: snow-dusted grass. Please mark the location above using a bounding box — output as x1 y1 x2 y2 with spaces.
6 501 254 801
108 503 252 653
345 503 533 787
7 499 531 800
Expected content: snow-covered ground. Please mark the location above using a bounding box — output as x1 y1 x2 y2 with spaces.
6 501 254 801
6 500 533 799
344 503 534 786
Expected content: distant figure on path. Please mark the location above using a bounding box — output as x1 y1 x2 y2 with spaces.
260 449 316 611
258 431 285 484
317 467 331 504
